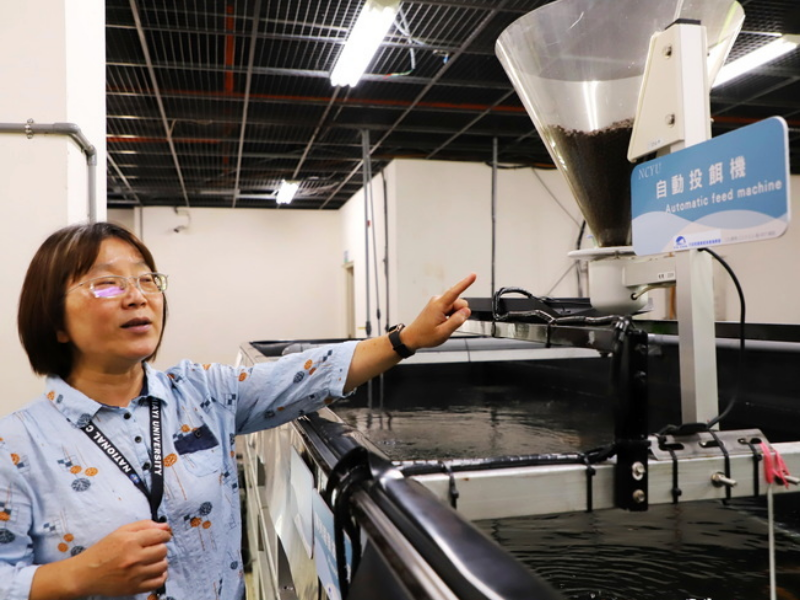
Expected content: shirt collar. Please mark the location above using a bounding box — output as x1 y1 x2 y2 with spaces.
142 362 173 403
43 362 169 428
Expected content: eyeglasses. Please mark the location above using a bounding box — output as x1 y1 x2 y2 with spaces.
67 273 169 299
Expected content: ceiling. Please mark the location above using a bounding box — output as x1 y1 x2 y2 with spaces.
106 0 800 211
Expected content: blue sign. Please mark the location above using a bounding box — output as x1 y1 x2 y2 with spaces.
631 117 790 256
313 491 352 600
290 448 314 557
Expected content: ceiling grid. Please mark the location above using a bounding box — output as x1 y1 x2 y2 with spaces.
105 0 800 210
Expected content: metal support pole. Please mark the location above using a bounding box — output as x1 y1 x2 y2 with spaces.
675 249 719 424
361 129 373 408
612 323 650 511
361 129 373 338
491 137 498 298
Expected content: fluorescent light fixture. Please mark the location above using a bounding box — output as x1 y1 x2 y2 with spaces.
276 180 300 205
330 0 401 87
713 34 800 88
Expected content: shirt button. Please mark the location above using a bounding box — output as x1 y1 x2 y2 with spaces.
134 436 143 443
143 462 151 471
124 413 132 420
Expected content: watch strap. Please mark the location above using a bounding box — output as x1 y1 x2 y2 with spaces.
388 324 415 358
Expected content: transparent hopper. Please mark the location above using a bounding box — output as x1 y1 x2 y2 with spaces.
496 0 743 248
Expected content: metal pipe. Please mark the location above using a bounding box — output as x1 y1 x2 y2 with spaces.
362 129 374 408
0 121 98 220
232 0 263 208
491 137 498 298
361 129 373 338
383 172 390 328
650 334 800 354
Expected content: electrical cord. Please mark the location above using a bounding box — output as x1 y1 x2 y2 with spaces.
576 220 587 296
398 444 617 476
700 247 746 429
384 8 417 77
492 286 621 326
654 248 746 435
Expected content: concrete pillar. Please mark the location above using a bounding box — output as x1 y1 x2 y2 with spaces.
0 0 106 415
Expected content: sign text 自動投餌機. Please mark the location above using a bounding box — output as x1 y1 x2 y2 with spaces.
630 116 791 256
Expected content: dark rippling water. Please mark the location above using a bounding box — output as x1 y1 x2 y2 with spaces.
474 500 800 600
335 360 800 600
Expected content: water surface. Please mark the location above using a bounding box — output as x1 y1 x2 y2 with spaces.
335 361 800 599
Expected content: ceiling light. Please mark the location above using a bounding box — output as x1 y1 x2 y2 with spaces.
713 34 800 88
276 180 300 205
330 0 401 87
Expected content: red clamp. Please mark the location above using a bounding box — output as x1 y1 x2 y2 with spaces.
761 441 791 488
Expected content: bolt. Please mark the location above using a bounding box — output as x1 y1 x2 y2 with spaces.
633 489 646 503
711 472 737 488
663 45 673 58
632 461 646 481
666 114 676 126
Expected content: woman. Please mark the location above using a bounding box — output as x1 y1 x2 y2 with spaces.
0 222 475 600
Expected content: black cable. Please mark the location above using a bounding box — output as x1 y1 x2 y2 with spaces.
575 220 587 251
399 444 617 477
582 454 596 512
575 220 587 296
741 437 762 498
699 247 746 429
481 161 534 170
491 286 621 326
707 428 733 502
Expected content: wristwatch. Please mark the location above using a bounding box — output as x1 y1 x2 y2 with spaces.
388 323 415 358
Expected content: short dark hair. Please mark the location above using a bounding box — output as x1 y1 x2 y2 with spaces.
18 222 168 378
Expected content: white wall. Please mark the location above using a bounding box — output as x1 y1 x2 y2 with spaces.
339 171 392 337
111 207 346 369
0 0 105 416
339 159 800 330
340 160 588 330
709 182 800 322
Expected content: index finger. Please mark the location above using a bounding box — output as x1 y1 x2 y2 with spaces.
123 520 168 533
136 527 173 548
439 273 477 305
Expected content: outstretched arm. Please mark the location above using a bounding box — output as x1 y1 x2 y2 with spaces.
344 273 476 393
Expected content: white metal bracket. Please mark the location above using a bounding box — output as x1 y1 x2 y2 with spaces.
629 20 711 161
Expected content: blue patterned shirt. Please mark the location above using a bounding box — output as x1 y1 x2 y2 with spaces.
0 341 358 600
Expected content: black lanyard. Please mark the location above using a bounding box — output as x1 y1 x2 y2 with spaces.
81 397 164 521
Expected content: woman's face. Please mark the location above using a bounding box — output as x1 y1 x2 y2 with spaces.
58 237 165 376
